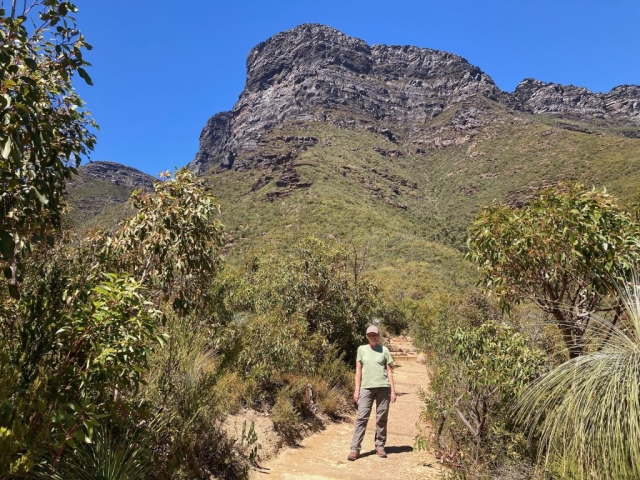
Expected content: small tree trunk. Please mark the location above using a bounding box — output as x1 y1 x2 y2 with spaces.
553 309 583 358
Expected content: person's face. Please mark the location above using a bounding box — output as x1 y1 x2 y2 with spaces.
367 332 379 346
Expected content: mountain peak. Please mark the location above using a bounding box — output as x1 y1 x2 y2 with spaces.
190 25 500 173
245 24 372 93
79 161 155 190
189 24 640 174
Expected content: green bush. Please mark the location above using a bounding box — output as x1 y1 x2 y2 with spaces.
381 301 410 335
0 170 238 477
514 281 640 480
239 311 324 387
139 313 256 479
271 392 303 444
52 426 155 480
234 237 384 363
415 292 546 475
467 183 640 358
222 236 384 437
0 246 164 476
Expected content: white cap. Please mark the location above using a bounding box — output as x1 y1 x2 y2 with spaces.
366 325 379 335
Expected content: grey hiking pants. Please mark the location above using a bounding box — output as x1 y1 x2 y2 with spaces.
349 387 391 452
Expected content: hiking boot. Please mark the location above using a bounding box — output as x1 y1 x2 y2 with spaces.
347 451 358 461
376 448 387 458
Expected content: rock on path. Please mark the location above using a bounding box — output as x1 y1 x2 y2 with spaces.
250 337 443 479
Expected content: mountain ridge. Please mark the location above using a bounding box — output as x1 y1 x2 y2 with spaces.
67 24 640 301
66 161 156 228
189 24 639 174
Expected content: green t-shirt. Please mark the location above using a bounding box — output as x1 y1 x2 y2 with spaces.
357 344 394 389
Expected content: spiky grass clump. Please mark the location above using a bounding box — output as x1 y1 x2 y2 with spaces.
51 427 153 480
514 283 640 479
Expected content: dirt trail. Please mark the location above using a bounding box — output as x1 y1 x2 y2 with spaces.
250 336 444 479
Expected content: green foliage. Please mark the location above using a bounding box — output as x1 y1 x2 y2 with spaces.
56 274 164 402
271 386 304 444
313 354 352 418
66 174 140 232
95 171 257 478
0 350 46 476
382 301 411 334
141 317 256 479
239 311 326 386
0 1 96 293
514 281 640 480
52 426 154 480
236 237 383 363
0 171 232 476
415 292 546 474
208 238 369 435
105 169 225 315
467 183 640 357
0 250 163 475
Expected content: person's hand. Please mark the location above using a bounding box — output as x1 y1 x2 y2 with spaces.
354 391 360 404
391 391 397 403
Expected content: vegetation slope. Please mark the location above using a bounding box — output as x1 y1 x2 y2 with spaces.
184 100 640 301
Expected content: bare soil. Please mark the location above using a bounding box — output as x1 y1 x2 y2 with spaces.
249 336 444 479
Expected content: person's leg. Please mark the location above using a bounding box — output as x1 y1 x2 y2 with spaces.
374 387 391 449
349 388 375 453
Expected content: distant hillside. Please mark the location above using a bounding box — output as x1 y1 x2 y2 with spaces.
68 24 640 301
66 161 155 230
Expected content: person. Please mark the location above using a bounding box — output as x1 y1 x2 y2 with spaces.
347 325 396 461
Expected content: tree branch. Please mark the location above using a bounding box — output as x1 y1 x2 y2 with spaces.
454 395 478 438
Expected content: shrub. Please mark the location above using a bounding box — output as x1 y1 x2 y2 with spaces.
51 426 154 480
140 313 253 478
239 311 324 388
235 237 384 363
271 393 302 444
0 247 164 475
313 348 353 418
104 169 225 316
467 183 640 358
415 292 546 475
0 170 232 477
227 238 384 428
0 0 96 299
381 301 410 335
514 281 640 480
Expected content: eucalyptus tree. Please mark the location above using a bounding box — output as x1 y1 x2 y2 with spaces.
0 0 96 296
467 183 640 358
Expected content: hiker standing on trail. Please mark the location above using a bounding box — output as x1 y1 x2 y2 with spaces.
348 325 396 461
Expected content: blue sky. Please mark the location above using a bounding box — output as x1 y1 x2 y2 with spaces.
74 0 640 175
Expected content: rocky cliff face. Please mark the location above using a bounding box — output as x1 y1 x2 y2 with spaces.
190 24 503 173
190 24 640 173
512 79 640 125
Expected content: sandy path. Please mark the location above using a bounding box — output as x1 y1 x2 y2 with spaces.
250 338 444 479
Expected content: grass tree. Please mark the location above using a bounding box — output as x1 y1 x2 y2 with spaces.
467 183 640 358
514 281 640 479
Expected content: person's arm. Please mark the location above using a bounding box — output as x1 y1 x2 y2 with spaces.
387 363 397 403
354 361 362 403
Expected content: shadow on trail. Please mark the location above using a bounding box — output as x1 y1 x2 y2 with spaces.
358 445 414 458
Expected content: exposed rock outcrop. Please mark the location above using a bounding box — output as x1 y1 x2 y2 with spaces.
189 24 503 173
512 79 640 125
189 24 640 174
79 161 155 190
